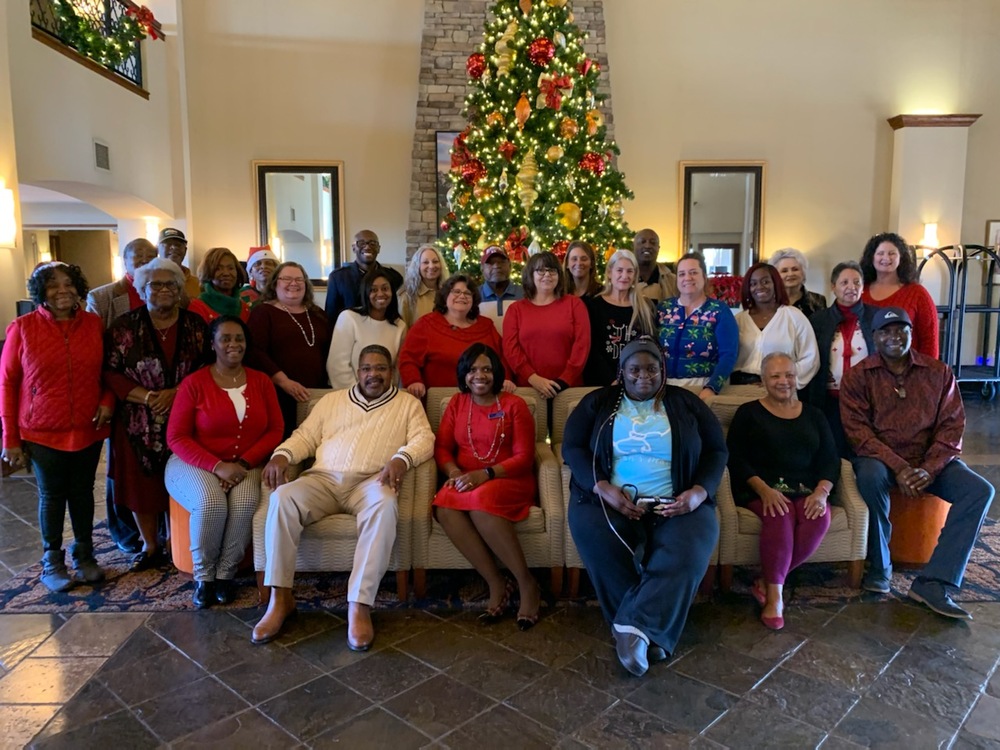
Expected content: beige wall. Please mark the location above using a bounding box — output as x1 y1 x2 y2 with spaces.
604 0 1000 290
0 3 26 329
181 0 424 273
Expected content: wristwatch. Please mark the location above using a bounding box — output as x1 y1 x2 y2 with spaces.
484 466 496 480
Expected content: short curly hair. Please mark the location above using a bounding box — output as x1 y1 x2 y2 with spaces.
860 232 917 285
28 262 89 307
433 274 481 318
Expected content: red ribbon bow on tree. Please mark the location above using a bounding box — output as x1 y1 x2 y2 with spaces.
536 73 573 110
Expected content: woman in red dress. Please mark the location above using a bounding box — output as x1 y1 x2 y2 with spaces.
432 344 540 629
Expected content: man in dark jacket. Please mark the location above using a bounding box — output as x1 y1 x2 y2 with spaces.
324 230 403 324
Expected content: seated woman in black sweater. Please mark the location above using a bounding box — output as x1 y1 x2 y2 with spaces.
726 352 840 631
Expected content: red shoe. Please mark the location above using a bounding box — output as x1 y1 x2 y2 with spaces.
761 613 784 630
751 579 767 607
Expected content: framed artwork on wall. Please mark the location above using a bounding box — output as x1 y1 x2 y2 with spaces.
986 220 1000 247
436 131 460 238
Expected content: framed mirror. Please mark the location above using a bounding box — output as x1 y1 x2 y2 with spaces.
253 160 345 283
679 161 765 277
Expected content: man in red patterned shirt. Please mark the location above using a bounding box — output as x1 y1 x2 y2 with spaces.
840 307 993 619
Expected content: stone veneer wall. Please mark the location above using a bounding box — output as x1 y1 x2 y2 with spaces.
406 0 614 260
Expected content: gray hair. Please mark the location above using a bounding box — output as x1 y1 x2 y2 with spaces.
134 258 185 301
760 351 796 373
769 247 809 272
830 259 863 285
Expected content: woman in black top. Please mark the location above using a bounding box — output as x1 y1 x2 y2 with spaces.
726 351 839 631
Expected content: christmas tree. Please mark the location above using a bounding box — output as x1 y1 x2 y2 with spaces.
440 0 633 276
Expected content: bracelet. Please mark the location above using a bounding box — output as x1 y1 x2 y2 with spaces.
484 466 495 480
144 390 156 406
236 459 251 470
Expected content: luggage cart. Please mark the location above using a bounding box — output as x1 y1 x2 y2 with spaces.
918 244 1000 401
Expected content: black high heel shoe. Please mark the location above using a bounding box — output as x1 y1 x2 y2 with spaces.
479 579 515 624
516 585 553 631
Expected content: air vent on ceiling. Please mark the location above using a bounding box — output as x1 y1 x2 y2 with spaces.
94 140 110 171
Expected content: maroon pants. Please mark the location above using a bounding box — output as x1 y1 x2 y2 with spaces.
748 498 831 585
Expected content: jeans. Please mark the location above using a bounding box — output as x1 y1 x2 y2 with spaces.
852 457 994 587
25 441 103 560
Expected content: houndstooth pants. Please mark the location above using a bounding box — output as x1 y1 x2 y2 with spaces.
165 454 262 582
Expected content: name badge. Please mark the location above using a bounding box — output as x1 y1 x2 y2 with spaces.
488 410 505 420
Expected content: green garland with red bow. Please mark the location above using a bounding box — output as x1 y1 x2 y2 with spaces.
52 0 161 71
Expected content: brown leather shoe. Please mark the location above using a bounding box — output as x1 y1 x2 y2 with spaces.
347 601 374 652
251 587 296 645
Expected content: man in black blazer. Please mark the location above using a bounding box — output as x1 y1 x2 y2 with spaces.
324 230 402 324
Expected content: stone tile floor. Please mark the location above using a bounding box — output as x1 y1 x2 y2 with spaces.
0 393 998 749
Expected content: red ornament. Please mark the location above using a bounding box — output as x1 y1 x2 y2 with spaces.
579 152 606 176
440 220 450 232
461 159 486 185
466 53 486 79
577 58 593 76
499 141 517 161
552 240 570 261
528 37 556 67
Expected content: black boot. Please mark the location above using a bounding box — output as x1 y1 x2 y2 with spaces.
193 580 214 609
41 550 74 593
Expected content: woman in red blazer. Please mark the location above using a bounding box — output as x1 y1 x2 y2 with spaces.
0 263 114 593
166 316 283 608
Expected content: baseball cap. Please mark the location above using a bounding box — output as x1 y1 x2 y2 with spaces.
481 245 508 265
158 228 187 244
871 307 913 331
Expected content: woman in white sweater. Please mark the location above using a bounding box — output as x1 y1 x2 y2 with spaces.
327 270 406 389
732 263 819 389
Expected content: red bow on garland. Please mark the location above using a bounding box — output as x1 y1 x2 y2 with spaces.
126 5 160 41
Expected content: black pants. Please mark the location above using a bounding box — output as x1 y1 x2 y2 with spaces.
25 441 103 559
569 500 718 655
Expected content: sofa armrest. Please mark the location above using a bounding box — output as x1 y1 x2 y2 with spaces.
831 458 869 559
715 467 740 566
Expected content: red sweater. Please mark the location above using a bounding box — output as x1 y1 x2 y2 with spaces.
166 365 283 471
862 283 939 359
1 307 113 451
398 313 507 388
503 295 590 386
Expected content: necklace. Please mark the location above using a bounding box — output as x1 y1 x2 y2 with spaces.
467 395 505 464
152 319 176 342
278 303 316 347
893 374 907 399
214 365 244 386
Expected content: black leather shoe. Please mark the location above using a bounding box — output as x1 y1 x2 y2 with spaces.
193 581 214 609
214 579 235 605
116 540 142 555
908 578 971 620
613 628 649 677
648 645 668 664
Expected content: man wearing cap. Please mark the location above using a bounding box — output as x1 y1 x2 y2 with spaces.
633 229 677 303
478 245 523 334
325 230 403 324
840 307 993 619
158 228 202 300
240 246 278 309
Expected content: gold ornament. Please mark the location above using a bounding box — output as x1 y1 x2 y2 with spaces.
469 213 485 230
477 234 488 250
519 0 532 14
485 111 504 128
585 108 605 136
559 117 579 139
495 20 518 77
567 11 574 22
516 152 539 211
546 0 567 6
458 191 471 207
545 145 564 162
611 201 625 219
473 184 493 199
515 94 532 130
554 31 566 48
556 202 581 230
604 246 616 262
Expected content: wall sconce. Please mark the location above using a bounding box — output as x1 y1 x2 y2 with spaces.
144 218 160 244
920 223 939 248
271 236 283 261
0 181 17 249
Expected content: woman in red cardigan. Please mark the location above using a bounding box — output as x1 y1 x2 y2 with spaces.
859 232 939 358
166 316 283 608
504 252 590 398
398 274 514 397
1 263 114 593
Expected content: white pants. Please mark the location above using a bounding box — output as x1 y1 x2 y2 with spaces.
263 470 398 605
165 455 261 582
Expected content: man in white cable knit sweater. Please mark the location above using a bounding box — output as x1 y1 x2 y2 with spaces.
251 345 434 650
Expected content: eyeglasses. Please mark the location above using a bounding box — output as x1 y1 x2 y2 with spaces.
534 268 559 277
146 281 179 292
276 276 305 285
449 289 474 298
355 240 380 249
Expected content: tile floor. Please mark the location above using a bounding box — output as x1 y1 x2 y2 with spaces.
0 392 998 749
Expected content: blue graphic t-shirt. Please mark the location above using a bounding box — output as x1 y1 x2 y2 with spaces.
610 396 673 497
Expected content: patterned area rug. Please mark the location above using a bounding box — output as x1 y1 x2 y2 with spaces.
1 519 996 613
